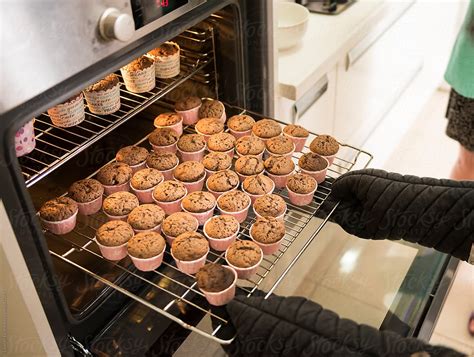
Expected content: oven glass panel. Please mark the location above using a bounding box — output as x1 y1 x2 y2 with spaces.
131 0 189 29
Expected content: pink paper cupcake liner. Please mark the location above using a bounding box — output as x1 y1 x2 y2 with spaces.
205 166 231 179
102 181 130 196
132 223 162 234
96 240 128 261
76 195 103 216
219 110 227 124
265 144 295 159
131 181 163 204
177 146 206 162
104 211 129 222
171 249 209 275
153 195 185 215
162 216 199 246
205 180 238 199
207 147 234 158
41 210 78 235
203 218 240 251
176 105 201 125
181 203 216 226
287 185 317 206
195 127 223 143
155 118 183 137
150 142 178 154
322 153 337 166
199 266 237 306
266 170 293 189
242 181 275 204
229 128 252 139
225 248 263 279
236 171 264 184
147 161 178 181
250 229 284 255
129 161 146 174
300 166 328 184
253 207 286 223
129 247 165 271
283 132 308 152
175 174 205 194
15 119 36 157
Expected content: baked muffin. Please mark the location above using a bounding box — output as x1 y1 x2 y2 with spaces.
299 152 329 172
264 156 295 175
309 135 339 156
83 74 121 115
149 42 179 57
235 136 265 157
252 119 282 139
196 264 235 292
195 118 224 136
127 232 166 259
173 161 205 182
287 173 317 194
182 191 216 213
203 152 232 172
250 217 285 244
96 220 134 246
175 96 202 111
97 162 133 186
131 168 163 190
148 127 179 147
172 232 209 261
153 180 187 202
283 124 309 138
120 56 155 93
226 240 262 268
122 56 154 72
148 41 180 79
68 178 103 203
162 212 198 238
146 152 179 171
204 215 239 239
242 175 274 195
154 112 182 127
235 155 264 176
116 146 149 167
127 204 165 231
206 170 239 192
102 191 139 217
227 115 255 133
198 100 225 119
85 74 119 93
39 197 78 221
207 132 236 153
217 190 250 212
253 194 287 219
177 133 206 152
265 135 295 156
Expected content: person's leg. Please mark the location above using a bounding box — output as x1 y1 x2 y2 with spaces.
450 145 474 180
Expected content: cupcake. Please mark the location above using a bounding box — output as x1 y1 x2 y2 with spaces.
102 191 139 221
161 212 199 245
116 146 149 173
83 74 121 115
127 204 165 233
153 112 183 137
175 96 202 125
225 240 263 279
207 132 236 157
250 217 286 255
68 178 104 215
286 173 317 206
202 152 232 178
203 215 240 251
198 99 226 123
146 152 179 180
195 118 224 141
120 56 155 93
264 155 295 188
127 232 166 271
298 152 329 184
242 175 275 203
47 93 85 127
265 135 295 158
205 170 239 198
39 197 78 235
234 155 265 182
181 191 216 225
173 161 206 193
253 194 287 222
283 124 309 152
130 168 164 203
152 180 187 215
148 127 180 154
147 41 180 79
227 115 255 139
171 232 209 274
216 190 251 223
96 220 134 260
235 135 265 159
252 119 282 142
177 133 206 161
96 162 133 195
15 119 36 157
309 135 340 165
196 264 237 306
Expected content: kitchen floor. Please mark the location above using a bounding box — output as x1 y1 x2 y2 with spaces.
175 89 474 356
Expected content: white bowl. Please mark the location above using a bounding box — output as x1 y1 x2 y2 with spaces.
277 2 309 50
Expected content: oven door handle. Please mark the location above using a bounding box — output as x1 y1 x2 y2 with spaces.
292 74 329 124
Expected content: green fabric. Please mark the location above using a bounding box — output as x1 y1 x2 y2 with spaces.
445 0 474 98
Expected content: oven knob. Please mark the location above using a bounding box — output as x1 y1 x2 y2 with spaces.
99 8 135 42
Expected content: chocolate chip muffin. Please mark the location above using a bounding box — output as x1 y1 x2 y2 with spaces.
96 220 134 247
203 152 232 172
177 134 206 152
172 232 209 261
173 161 205 182
148 128 179 147
252 119 282 139
265 135 294 156
102 191 139 216
153 180 187 202
97 162 133 186
198 100 224 119
207 133 236 152
131 168 163 190
286 173 317 194
251 217 285 244
298 153 329 171
127 232 166 259
175 96 202 111
235 136 265 156
253 194 287 218
226 240 262 268
162 212 198 238
146 152 179 171
85 74 119 93
206 170 239 192
195 118 224 136
264 156 295 175
217 190 250 212
153 112 182 127
148 42 179 57
204 215 239 239
68 179 103 203
242 175 274 195
182 191 216 213
227 115 255 132
309 135 339 156
122 56 154 72
127 204 165 230
39 197 78 221
283 124 309 138
196 264 235 292
235 156 264 176
116 146 149 166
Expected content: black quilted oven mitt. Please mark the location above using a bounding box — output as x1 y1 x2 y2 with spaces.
326 169 474 262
